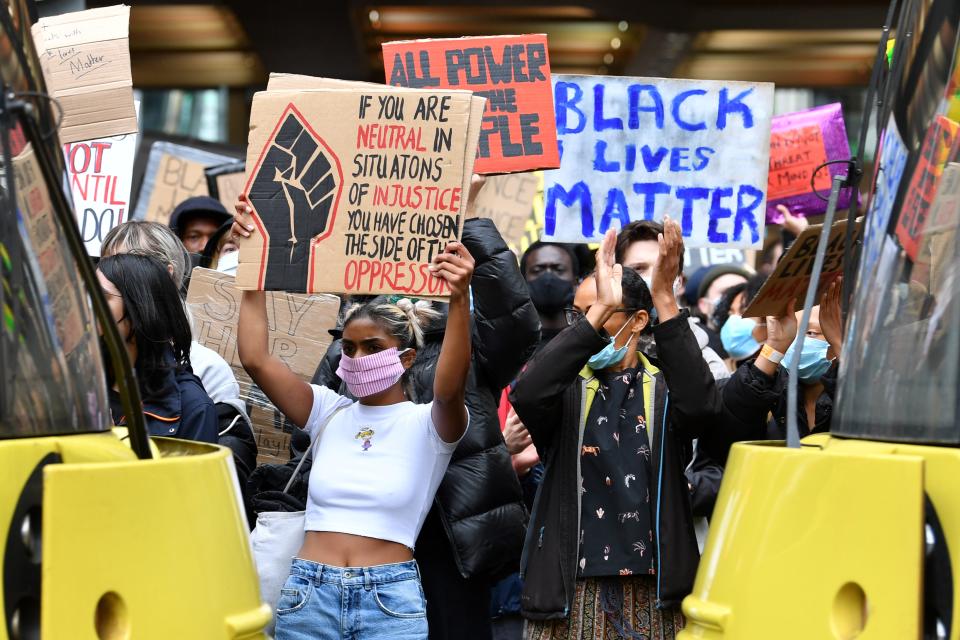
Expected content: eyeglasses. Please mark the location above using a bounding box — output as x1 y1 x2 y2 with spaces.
563 307 637 326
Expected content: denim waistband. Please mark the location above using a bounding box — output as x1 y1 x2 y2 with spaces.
289 558 420 586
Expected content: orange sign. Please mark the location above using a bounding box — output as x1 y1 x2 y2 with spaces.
383 34 559 175
768 125 831 199
895 115 960 260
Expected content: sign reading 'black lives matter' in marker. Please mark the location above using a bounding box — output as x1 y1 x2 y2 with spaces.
543 75 774 249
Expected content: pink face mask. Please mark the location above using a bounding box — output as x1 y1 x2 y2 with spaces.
336 348 410 398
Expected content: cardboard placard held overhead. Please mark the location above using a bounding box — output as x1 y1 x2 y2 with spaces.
471 172 539 248
185 268 339 465
133 142 238 224
64 130 138 256
31 5 138 144
543 75 775 249
895 115 960 260
265 73 485 228
63 101 139 256
925 162 960 233
205 161 247 211
11 144 85 354
382 34 559 174
237 88 482 295
743 218 862 318
766 103 853 223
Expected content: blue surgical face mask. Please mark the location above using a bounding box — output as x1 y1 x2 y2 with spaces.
588 318 633 370
784 337 832 382
720 315 761 360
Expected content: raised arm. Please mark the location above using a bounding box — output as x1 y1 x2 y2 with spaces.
233 196 314 428
429 241 474 443
648 217 722 431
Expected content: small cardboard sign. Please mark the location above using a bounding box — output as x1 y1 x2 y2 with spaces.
11 144 85 354
472 172 539 248
895 115 960 260
63 103 139 256
542 75 774 249
205 161 246 211
185 268 339 464
382 34 559 174
236 88 482 295
766 103 853 223
133 142 238 224
743 218 861 318
925 162 960 233
31 5 138 144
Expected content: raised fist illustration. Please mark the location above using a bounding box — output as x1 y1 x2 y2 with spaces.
248 110 340 291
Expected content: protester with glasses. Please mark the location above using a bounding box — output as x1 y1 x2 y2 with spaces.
510 218 723 639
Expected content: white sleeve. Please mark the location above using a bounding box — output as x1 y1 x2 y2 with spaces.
425 402 469 453
305 384 353 440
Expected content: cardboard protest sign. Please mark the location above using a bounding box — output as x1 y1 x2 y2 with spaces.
205 161 246 211
63 102 139 256
542 75 774 249
265 73 485 228
382 34 559 174
31 5 137 144
895 115 960 260
766 103 853 223
471 172 539 248
743 218 862 318
11 144 84 354
237 88 481 296
925 162 960 233
133 142 238 224
185 268 338 464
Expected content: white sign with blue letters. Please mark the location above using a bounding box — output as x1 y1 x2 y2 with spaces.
542 75 775 248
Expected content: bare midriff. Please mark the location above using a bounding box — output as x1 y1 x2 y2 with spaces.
298 531 413 567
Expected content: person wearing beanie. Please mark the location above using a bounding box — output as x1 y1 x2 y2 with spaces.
169 196 232 253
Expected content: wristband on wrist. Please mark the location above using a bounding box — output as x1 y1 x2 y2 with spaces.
760 344 784 364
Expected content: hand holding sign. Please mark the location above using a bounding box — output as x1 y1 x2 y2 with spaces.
819 276 843 358
464 174 487 219
429 241 475 303
765 298 798 354
778 204 809 236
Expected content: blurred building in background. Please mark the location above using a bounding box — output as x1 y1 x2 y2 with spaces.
33 0 887 156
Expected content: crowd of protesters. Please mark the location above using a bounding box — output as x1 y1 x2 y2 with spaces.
93 181 844 640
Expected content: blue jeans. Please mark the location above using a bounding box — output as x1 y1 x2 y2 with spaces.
274 558 428 640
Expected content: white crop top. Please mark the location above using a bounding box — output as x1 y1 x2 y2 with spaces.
304 385 466 548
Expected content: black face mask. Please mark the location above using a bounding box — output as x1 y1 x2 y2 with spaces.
527 272 575 315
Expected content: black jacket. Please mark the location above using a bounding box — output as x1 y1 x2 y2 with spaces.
312 218 540 580
698 359 839 469
509 312 723 618
109 355 218 444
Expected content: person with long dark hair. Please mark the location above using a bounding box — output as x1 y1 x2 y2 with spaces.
97 253 218 443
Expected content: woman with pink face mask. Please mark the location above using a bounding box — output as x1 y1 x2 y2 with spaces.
236 218 473 638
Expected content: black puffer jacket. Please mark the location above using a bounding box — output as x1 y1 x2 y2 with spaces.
312 218 540 580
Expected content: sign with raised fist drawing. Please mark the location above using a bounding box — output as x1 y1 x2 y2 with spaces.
247 107 343 291
237 88 481 296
